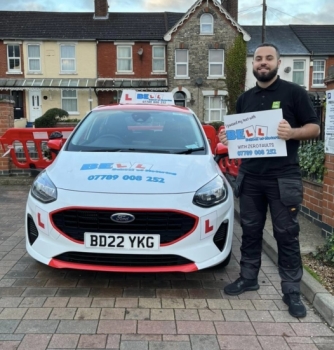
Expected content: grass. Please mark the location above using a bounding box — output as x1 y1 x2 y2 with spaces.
303 264 323 283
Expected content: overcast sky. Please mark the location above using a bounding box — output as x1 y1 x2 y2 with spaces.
0 0 333 25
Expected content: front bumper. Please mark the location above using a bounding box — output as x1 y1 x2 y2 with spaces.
26 187 234 272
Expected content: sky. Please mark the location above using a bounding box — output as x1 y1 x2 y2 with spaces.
0 0 333 25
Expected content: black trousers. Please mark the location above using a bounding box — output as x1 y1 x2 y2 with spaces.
236 174 303 294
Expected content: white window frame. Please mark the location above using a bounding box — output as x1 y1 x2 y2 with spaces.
117 46 133 73
204 95 227 123
200 13 214 34
175 49 189 78
60 43 76 73
292 60 305 86
27 44 41 73
312 60 325 86
208 49 224 77
62 89 78 114
7 44 21 73
152 46 166 73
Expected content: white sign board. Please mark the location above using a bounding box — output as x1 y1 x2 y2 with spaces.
224 109 287 159
325 89 334 155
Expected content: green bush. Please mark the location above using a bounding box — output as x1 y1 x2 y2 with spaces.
298 141 326 183
314 234 334 266
34 108 69 128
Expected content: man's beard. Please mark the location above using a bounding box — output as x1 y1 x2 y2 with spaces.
253 65 279 82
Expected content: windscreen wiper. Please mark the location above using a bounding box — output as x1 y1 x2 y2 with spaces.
86 148 123 152
119 148 171 153
174 147 205 154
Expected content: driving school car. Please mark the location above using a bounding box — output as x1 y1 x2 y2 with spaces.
26 90 234 272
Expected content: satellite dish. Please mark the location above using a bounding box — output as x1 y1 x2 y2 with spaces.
137 48 143 55
195 77 203 86
284 67 291 73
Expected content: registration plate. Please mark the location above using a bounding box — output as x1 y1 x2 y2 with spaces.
84 233 160 250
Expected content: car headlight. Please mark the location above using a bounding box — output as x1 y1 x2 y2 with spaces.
31 170 57 203
193 176 228 207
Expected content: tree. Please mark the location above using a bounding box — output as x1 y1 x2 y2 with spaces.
225 34 247 115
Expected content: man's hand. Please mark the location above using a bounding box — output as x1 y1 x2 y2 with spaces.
277 119 294 140
218 129 228 145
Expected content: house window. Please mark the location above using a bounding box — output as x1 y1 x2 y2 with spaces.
209 49 224 77
312 60 325 85
152 46 165 72
117 46 133 72
7 44 21 72
200 14 213 34
28 44 41 72
175 49 188 77
62 90 78 113
292 60 305 85
60 45 76 72
204 96 226 122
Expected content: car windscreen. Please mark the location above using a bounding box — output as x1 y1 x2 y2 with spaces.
66 109 207 154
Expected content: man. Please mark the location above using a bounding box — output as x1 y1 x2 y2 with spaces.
219 43 320 318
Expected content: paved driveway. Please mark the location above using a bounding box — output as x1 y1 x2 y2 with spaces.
0 185 333 350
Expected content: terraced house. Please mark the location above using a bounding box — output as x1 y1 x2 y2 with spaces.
0 0 333 125
0 0 250 125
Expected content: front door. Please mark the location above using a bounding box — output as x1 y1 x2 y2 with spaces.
12 91 24 119
28 90 42 122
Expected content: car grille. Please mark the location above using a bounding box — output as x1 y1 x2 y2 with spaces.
53 252 193 267
213 221 229 251
51 209 197 244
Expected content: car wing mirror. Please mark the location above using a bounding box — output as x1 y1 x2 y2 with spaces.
214 143 229 163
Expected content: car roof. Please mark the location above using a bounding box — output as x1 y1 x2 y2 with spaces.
92 104 193 114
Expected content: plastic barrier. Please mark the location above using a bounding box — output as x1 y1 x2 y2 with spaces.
202 124 219 153
0 127 74 170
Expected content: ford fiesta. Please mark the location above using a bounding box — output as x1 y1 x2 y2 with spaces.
25 91 234 273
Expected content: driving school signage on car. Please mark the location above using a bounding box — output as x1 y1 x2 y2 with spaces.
120 90 175 105
224 109 287 159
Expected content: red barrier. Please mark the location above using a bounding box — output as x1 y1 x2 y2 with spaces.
203 125 219 153
0 127 74 170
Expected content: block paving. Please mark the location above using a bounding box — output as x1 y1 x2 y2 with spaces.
0 185 333 349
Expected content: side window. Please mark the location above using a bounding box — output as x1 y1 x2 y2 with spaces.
152 46 165 73
62 90 78 113
175 49 188 78
200 13 213 34
209 49 224 77
117 46 133 72
60 44 76 73
7 44 21 72
28 44 41 72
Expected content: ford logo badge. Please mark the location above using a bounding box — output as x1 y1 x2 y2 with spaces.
110 213 135 223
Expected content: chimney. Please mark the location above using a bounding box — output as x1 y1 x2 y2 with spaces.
94 0 109 19
224 0 238 22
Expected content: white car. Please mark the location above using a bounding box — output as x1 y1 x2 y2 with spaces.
26 91 234 273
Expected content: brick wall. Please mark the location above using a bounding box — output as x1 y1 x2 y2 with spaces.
0 99 14 175
322 154 334 236
300 153 334 237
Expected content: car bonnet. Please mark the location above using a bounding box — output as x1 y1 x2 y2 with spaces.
46 151 219 194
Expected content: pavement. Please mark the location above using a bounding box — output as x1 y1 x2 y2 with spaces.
0 179 334 350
